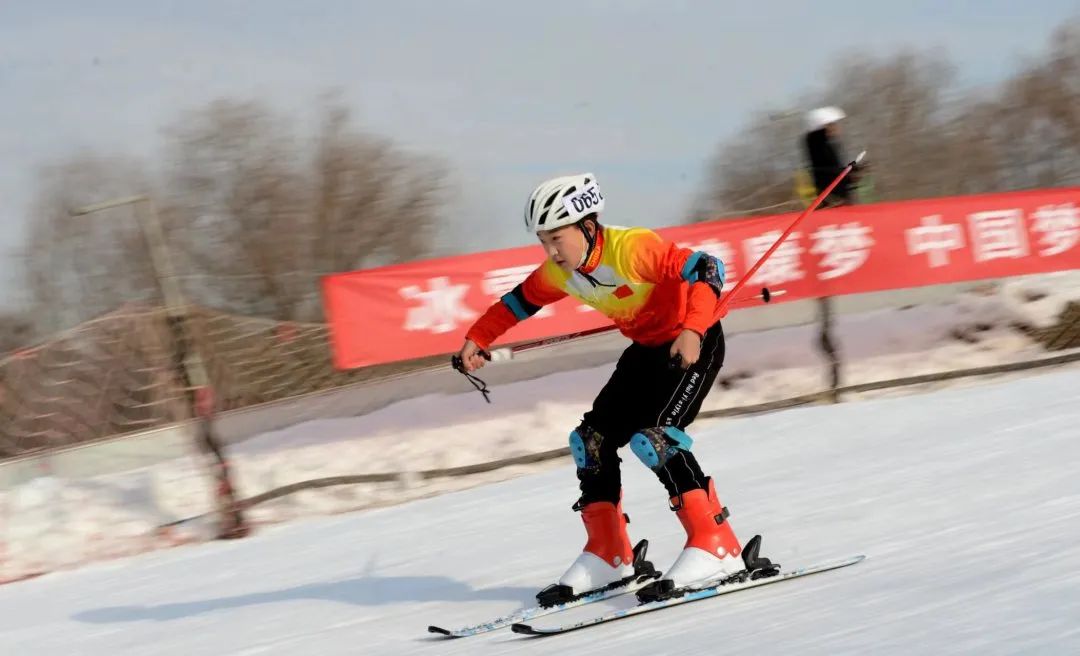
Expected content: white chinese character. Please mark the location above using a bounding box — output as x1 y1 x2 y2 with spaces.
810 223 875 280
678 239 738 285
968 209 1029 262
400 277 477 334
905 215 965 267
1030 203 1080 256
742 231 804 285
482 265 553 317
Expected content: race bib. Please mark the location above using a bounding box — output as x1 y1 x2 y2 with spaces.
562 182 606 219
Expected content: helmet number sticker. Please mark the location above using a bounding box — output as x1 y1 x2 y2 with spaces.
563 183 605 218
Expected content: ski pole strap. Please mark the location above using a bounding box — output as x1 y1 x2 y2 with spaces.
451 354 492 403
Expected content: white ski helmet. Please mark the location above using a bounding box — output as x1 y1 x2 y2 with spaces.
524 173 605 233
805 106 846 132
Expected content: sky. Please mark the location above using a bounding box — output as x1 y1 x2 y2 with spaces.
0 0 1077 309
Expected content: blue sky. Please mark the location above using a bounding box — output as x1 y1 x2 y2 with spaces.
1 0 1076 308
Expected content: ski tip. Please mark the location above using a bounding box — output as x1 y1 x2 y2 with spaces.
510 623 538 635
427 625 453 637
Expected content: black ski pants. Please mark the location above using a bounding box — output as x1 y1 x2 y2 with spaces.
574 321 725 507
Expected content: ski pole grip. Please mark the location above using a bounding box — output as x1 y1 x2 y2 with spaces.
451 350 492 372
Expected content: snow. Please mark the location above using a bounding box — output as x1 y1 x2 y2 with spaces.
1 369 1078 654
2 274 1080 582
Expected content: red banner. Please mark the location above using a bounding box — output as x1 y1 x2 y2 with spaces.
323 188 1080 369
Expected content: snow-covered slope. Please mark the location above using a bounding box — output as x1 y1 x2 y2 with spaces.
1 369 1077 655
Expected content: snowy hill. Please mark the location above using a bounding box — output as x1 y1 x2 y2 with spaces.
1 368 1078 655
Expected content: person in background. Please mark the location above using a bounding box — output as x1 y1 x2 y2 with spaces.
803 106 862 207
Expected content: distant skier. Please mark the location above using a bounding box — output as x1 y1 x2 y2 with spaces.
455 173 772 605
804 106 861 207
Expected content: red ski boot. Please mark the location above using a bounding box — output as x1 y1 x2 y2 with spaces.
656 478 744 592
536 500 655 606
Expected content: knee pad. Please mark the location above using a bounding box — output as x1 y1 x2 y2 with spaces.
630 426 694 471
569 424 604 470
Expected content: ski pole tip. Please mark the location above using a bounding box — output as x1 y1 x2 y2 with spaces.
854 150 867 165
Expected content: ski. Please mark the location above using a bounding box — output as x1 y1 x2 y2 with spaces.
427 572 660 638
511 554 865 636
427 539 661 638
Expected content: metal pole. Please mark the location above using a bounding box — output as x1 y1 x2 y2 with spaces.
132 198 210 389
71 196 247 539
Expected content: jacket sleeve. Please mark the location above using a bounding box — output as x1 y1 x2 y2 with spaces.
465 263 568 351
618 229 726 337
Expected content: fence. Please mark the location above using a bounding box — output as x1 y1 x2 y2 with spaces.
0 305 444 460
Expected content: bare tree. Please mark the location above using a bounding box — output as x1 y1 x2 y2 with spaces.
690 50 960 220
161 99 309 319
312 102 441 275
689 111 808 220
692 18 1080 219
0 312 32 354
162 98 445 321
1049 21 1080 148
22 96 446 330
982 21 1080 189
22 154 159 335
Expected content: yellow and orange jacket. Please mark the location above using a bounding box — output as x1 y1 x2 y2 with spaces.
466 225 726 351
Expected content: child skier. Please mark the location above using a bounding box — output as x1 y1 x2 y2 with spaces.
455 173 772 604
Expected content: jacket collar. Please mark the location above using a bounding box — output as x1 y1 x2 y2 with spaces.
577 226 604 274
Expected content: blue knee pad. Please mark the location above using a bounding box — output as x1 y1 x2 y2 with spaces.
569 426 602 470
630 426 694 471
